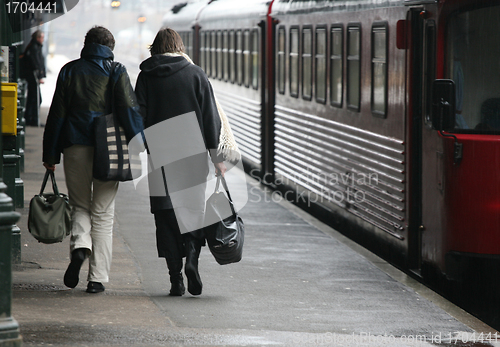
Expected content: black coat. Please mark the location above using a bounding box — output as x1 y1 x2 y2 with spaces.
43 43 143 165
135 54 221 213
22 40 46 80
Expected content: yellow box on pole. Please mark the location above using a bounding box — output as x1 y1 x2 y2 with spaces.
1 83 18 135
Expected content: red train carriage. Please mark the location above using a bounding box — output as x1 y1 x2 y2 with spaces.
422 0 500 325
164 0 500 329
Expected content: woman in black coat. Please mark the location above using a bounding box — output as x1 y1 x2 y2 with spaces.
135 28 226 296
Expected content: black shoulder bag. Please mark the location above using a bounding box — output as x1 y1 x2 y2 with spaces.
204 175 244 265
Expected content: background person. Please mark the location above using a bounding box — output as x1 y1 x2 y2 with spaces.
22 30 46 126
42 26 143 294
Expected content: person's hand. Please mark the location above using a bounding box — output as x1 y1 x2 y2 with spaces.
43 162 55 172
214 161 227 177
39 79 45 84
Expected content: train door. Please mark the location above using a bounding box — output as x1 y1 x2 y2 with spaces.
407 7 443 275
261 17 274 183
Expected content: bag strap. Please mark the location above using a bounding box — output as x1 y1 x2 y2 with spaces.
39 170 60 196
108 62 117 115
215 175 237 215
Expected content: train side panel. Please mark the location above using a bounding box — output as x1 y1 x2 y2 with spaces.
197 1 271 173
271 2 409 261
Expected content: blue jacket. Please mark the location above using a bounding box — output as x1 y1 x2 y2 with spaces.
43 43 143 165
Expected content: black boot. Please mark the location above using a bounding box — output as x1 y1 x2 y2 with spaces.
184 236 203 295
166 259 185 296
64 248 87 288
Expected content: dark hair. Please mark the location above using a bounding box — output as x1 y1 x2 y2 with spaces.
84 26 115 51
149 28 185 56
31 30 43 41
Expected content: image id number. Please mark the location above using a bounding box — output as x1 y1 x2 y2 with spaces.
5 1 58 14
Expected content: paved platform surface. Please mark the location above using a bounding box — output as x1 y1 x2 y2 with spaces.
11 118 500 347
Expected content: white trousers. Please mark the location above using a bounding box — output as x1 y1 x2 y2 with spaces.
63 145 119 283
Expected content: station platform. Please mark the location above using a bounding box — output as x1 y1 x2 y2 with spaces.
11 116 500 347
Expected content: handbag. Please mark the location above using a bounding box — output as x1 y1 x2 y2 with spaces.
93 62 135 181
28 170 72 244
93 113 134 181
204 175 244 265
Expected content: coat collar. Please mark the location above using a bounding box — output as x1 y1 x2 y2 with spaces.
81 43 114 60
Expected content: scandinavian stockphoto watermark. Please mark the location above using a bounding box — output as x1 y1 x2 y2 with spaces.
127 111 381 231
249 168 379 207
128 111 248 234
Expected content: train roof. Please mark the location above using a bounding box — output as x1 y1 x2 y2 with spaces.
197 0 272 24
162 1 211 31
271 0 407 15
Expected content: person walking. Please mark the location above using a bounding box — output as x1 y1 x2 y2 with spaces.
135 28 226 296
42 26 143 293
22 30 46 126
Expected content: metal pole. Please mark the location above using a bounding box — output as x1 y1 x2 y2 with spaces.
0 38 22 347
0 5 22 345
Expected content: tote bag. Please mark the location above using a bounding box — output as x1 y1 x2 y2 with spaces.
28 170 71 244
93 62 138 181
93 112 134 181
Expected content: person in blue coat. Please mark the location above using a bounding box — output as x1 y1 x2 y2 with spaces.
43 26 143 294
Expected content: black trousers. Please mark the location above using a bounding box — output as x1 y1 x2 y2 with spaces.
154 209 206 261
25 74 41 126
154 209 185 261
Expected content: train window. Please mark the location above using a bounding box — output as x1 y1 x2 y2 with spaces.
211 31 217 79
236 30 243 85
190 32 194 59
182 32 187 57
302 27 313 101
251 29 259 90
277 27 286 94
184 31 193 58
290 27 300 98
243 30 251 88
330 26 343 107
200 32 206 71
183 32 189 59
315 27 327 104
229 30 235 84
217 31 223 80
206 31 211 77
223 30 229 82
347 24 361 112
371 23 388 117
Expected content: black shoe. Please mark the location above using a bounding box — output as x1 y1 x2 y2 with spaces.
86 281 105 293
63 248 87 288
185 237 202 296
166 259 185 296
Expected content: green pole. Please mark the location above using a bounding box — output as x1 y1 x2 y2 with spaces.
0 7 23 345
0 191 21 346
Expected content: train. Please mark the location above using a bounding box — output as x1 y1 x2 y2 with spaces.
162 0 500 329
